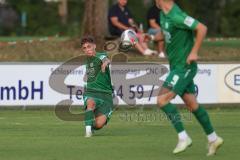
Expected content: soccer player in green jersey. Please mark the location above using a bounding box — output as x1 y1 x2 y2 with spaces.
151 0 223 156
80 36 114 138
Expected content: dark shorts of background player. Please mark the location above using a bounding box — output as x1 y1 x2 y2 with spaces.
83 91 114 124
162 65 198 97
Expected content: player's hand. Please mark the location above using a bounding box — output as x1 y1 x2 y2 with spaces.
187 52 198 64
143 34 152 42
101 62 108 73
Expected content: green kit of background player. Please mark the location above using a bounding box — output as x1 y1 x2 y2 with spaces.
150 0 224 156
80 36 113 138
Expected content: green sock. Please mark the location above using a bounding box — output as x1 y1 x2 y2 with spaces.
192 105 214 135
84 109 95 126
161 103 185 133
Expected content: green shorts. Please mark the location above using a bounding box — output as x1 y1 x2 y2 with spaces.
162 66 198 97
83 91 113 122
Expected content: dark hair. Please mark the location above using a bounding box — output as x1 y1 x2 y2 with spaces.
80 35 95 47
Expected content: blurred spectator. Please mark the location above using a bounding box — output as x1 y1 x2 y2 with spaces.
108 0 157 56
146 4 165 58
108 0 132 36
0 3 18 35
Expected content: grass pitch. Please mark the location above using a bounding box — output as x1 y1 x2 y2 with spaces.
0 37 240 62
0 107 239 160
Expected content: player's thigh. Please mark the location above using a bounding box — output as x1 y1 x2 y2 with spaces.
84 92 103 110
86 98 96 110
157 87 176 107
95 94 113 125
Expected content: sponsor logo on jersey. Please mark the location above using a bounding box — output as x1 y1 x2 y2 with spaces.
90 63 93 67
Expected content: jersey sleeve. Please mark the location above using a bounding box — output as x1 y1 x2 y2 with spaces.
97 53 108 62
172 12 199 30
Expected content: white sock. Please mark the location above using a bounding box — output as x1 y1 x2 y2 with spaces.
207 132 218 143
178 130 189 140
86 126 92 133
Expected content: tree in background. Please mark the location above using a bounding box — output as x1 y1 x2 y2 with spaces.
1 0 240 37
82 0 108 50
220 0 240 36
58 0 68 25
0 3 19 35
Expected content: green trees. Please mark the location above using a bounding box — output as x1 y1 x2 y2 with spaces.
0 0 239 37
5 0 84 36
220 0 240 36
82 0 108 49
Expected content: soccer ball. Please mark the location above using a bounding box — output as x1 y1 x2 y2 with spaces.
119 29 138 51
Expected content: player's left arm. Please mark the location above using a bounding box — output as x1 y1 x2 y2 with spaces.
187 23 207 64
101 57 111 73
173 13 207 64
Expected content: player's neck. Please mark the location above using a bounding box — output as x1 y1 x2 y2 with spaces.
87 52 96 57
162 2 174 14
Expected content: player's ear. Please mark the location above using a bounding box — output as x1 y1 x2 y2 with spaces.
93 44 96 50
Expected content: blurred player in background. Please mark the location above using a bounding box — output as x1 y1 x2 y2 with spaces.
81 36 114 137
151 0 223 156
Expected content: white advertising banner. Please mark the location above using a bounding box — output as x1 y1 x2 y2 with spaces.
218 64 240 103
0 63 238 106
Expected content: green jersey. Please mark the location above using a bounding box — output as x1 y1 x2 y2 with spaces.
85 52 113 94
160 4 199 70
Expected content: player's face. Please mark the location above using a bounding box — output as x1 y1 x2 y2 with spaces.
82 42 96 56
118 0 127 7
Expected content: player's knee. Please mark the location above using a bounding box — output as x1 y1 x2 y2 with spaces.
95 120 105 129
86 99 95 110
187 103 199 112
157 96 169 107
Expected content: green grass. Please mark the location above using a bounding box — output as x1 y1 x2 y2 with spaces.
0 107 239 160
204 40 240 48
0 36 68 42
0 37 240 62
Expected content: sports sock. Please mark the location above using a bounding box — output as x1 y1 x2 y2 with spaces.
192 105 214 135
85 126 92 133
161 103 185 133
178 130 189 140
84 109 94 126
207 131 218 143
